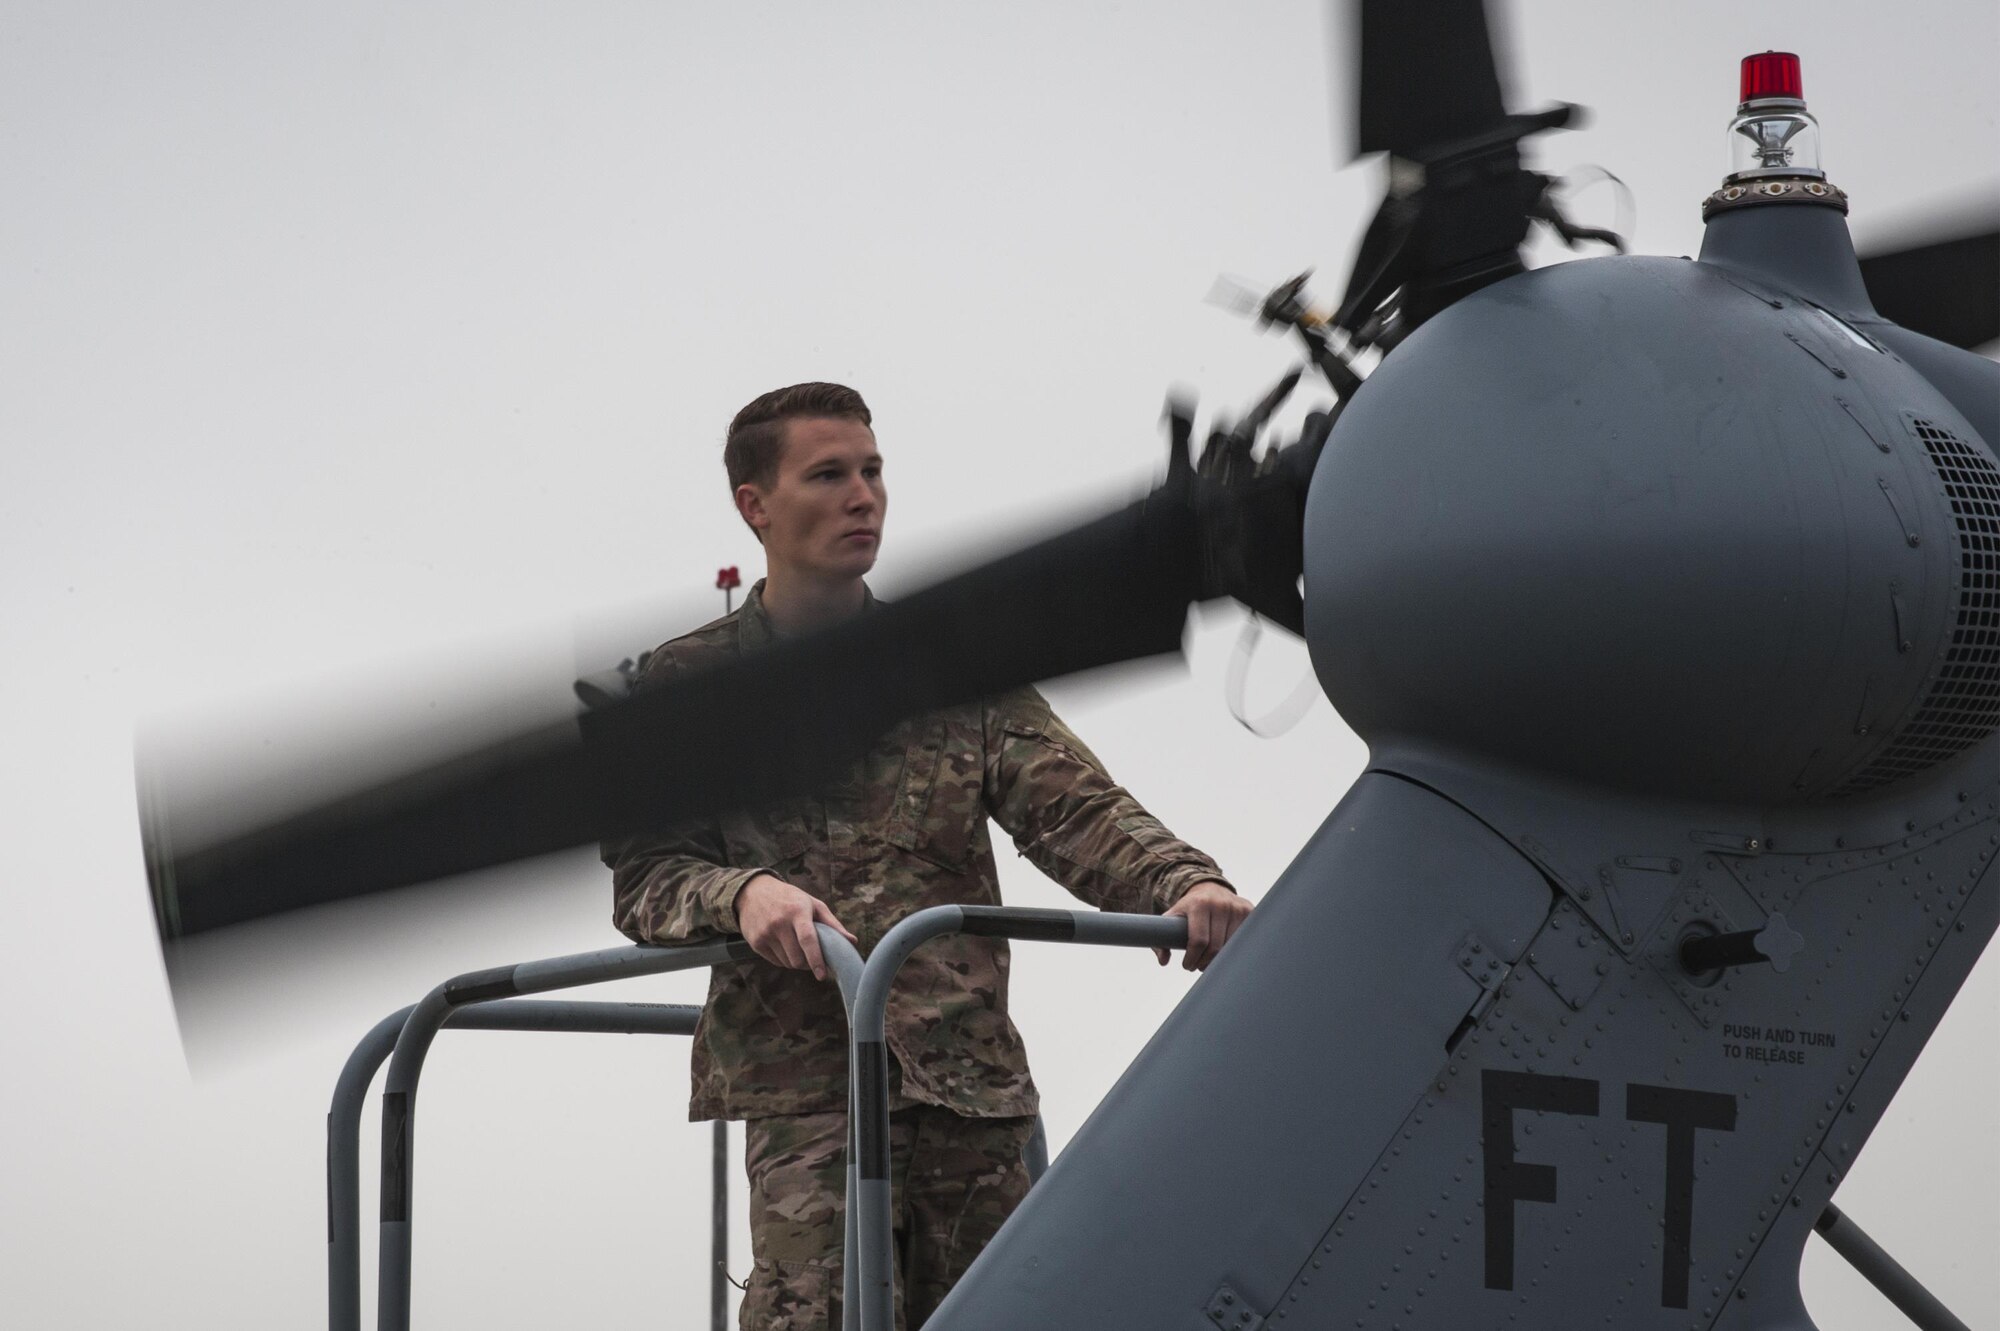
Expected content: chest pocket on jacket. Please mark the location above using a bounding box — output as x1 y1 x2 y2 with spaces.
884 713 983 870
720 803 814 871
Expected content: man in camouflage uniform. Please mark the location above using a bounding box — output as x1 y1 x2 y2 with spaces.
605 382 1250 1329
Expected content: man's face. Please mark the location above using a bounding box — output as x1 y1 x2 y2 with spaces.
738 415 886 579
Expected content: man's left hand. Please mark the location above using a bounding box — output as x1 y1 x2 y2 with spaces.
1157 880 1252 972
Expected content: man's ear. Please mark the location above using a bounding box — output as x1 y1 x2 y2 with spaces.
734 483 770 541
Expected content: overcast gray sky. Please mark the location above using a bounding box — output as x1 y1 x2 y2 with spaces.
2 2 1995 1326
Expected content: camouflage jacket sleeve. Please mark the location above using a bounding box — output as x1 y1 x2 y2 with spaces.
604 822 766 944
601 652 768 944
981 687 1231 914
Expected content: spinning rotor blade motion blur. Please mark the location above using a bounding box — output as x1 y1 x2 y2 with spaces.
141 401 1329 1038
1334 0 1588 345
1858 221 2000 352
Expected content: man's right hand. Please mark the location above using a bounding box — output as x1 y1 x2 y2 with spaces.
736 874 858 982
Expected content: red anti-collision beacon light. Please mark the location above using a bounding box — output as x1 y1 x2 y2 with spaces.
1740 51 1803 104
1712 49 1833 200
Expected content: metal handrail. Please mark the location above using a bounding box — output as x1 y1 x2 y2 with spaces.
847 906 1188 1331
340 918 1064 1331
1814 1204 1972 1331
808 925 868 1331
328 998 702 1331
372 939 751 1331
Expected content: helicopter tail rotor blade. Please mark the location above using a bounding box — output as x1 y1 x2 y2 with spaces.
1333 0 1577 343
141 495 1201 948
1352 0 1509 159
1858 221 2000 351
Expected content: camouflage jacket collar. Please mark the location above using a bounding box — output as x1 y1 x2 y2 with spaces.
737 577 877 653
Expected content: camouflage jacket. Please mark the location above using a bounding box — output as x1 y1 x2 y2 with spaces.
604 579 1231 1121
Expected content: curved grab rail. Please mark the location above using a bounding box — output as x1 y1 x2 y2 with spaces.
810 923 867 1331
342 929 871 1331
847 906 1188 1331
373 939 751 1331
329 997 701 1330
1814 1205 1972 1331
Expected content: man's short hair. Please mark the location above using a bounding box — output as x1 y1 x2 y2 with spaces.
724 382 873 494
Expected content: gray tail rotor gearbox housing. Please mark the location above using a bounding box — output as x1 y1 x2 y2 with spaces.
1304 253 1995 805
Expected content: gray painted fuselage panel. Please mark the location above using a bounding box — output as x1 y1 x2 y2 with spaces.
929 773 1552 1329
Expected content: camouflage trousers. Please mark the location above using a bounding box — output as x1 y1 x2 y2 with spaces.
739 1105 1035 1330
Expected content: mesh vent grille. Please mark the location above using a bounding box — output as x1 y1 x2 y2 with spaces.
1832 420 2000 797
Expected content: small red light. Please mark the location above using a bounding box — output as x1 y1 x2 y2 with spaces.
1740 51 1803 103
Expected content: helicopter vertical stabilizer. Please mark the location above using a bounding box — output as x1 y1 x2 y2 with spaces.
928 774 1555 1328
